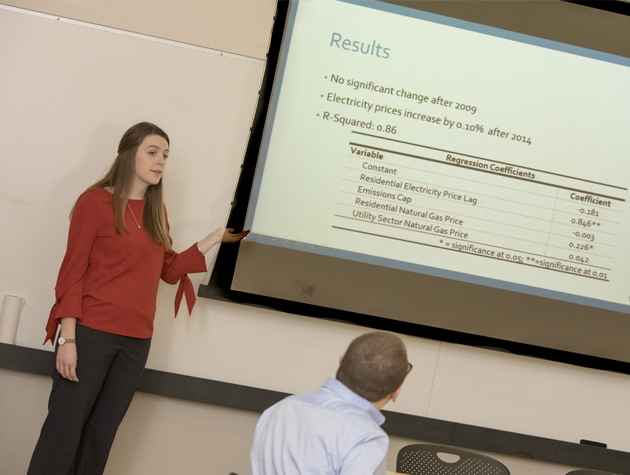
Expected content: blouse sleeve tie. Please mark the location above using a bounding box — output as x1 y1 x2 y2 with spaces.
44 300 61 345
174 275 197 317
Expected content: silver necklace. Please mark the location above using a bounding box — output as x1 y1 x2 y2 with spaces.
127 203 141 228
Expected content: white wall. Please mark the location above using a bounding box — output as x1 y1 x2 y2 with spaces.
1 1 629 474
0 366 586 475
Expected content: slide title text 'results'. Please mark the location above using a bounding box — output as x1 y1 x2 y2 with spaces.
330 32 390 58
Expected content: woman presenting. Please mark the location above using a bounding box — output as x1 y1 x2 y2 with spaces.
28 122 248 475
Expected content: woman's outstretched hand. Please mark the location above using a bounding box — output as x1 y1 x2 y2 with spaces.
221 228 250 243
198 227 249 255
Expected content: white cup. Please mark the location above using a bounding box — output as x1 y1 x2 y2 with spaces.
0 295 26 344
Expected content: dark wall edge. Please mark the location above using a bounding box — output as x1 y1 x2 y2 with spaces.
2 343 628 473
562 0 630 16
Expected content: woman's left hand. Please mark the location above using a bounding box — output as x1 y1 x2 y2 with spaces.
197 227 249 255
221 228 250 243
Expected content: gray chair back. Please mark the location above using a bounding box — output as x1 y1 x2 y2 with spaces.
397 444 510 475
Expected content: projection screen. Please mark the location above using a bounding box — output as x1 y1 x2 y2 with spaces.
201 0 630 368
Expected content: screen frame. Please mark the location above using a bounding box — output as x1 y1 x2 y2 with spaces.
198 0 630 375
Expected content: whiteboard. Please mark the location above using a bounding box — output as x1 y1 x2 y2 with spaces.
0 6 265 352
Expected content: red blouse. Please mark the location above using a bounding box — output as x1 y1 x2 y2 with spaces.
44 187 207 344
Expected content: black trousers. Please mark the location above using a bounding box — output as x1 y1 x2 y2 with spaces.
27 324 151 475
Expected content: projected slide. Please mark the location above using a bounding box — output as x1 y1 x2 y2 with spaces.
245 0 630 313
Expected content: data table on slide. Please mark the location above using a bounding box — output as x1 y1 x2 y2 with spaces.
334 130 623 284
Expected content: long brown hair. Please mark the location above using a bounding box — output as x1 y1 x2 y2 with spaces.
79 122 172 250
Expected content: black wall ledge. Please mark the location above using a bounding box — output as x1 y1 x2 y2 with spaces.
2 343 628 474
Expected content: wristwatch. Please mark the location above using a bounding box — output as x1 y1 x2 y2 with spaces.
58 336 76 346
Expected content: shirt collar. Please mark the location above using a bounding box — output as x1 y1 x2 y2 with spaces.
322 378 386 426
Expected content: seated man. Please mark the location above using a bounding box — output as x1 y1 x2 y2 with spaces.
249 331 411 475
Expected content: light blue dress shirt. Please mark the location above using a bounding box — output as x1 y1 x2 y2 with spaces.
249 378 388 475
